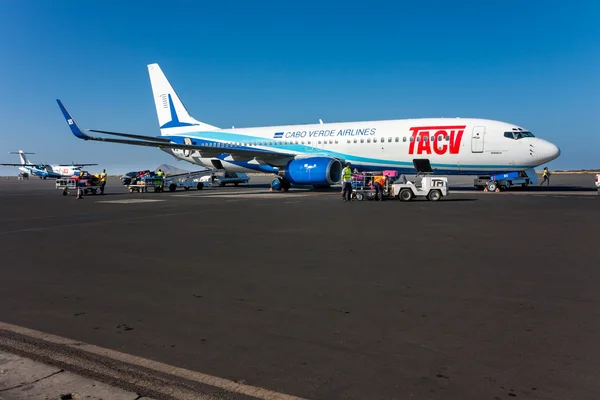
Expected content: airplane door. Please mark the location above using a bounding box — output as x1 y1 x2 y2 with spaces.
471 126 485 153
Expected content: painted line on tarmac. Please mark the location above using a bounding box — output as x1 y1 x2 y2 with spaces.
174 193 323 199
96 199 166 204
0 321 307 400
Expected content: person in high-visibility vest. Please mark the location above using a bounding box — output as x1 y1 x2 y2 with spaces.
341 163 353 201
540 167 550 186
157 169 164 177
373 174 386 201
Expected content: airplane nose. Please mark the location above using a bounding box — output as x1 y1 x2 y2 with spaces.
538 140 561 163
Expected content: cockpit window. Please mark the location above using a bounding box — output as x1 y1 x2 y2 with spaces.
504 131 535 140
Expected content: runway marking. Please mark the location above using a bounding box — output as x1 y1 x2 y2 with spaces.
0 321 307 400
96 199 166 204
174 192 324 199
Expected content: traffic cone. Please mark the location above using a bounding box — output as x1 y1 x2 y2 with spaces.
76 186 83 199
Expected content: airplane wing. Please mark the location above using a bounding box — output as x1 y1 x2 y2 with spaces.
57 100 296 162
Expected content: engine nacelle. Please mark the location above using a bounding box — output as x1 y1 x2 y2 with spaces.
281 157 343 186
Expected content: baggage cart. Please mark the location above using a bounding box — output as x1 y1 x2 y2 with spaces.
56 178 105 196
351 171 394 201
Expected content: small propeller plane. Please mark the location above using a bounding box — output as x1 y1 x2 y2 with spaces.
0 150 97 179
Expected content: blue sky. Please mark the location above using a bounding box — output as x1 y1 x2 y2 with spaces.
0 0 598 175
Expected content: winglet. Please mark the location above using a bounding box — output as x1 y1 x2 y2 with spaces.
56 99 90 140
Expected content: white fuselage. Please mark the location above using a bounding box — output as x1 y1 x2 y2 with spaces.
161 117 560 176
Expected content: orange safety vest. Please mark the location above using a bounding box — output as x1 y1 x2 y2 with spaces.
374 176 386 186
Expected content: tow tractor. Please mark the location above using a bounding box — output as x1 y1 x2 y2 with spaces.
391 159 449 201
392 174 448 201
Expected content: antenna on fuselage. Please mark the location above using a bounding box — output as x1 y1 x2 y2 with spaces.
319 119 323 124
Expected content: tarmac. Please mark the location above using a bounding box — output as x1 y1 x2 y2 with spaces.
0 174 599 400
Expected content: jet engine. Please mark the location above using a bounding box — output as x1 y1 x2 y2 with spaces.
280 157 343 187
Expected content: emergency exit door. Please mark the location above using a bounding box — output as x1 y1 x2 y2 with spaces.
471 126 485 153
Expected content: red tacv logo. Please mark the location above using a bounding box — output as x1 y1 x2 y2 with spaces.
408 125 465 155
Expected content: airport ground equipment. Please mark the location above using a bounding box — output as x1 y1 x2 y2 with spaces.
196 170 249 187
163 170 216 192
56 178 105 196
127 176 164 193
595 174 600 194
474 171 534 192
215 171 250 187
392 175 448 201
350 171 397 201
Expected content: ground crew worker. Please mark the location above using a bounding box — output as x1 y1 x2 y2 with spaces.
540 167 550 186
157 169 164 177
373 174 386 201
99 169 107 193
341 163 353 201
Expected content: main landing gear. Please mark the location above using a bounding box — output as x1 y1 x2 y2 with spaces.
270 177 291 192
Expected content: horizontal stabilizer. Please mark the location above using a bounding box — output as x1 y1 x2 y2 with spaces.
88 130 172 143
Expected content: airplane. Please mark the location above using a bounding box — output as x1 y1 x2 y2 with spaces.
0 150 97 179
56 63 561 191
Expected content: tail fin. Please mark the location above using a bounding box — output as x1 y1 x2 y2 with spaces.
9 150 34 165
147 63 218 135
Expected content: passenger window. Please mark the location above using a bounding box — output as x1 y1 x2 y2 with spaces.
360 139 364 143
388 137 392 142
347 139 351 143
335 140 338 144
354 139 357 143
402 137 406 142
307 140 311 145
445 136 450 141
367 138 371 143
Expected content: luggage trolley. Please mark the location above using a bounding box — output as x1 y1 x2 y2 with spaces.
56 178 105 196
351 170 398 201
128 176 165 193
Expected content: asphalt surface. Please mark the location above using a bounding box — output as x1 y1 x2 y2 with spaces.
0 175 599 400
